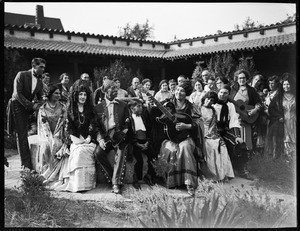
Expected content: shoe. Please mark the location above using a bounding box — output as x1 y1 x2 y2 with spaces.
132 181 141 190
112 184 121 194
143 174 154 187
186 185 195 196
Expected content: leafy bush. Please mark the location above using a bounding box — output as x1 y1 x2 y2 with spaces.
225 185 296 228
125 178 295 228
207 52 237 81
93 59 143 90
136 191 246 228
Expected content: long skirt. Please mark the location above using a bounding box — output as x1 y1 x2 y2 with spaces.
205 138 234 181
62 142 96 192
42 143 70 190
160 137 198 189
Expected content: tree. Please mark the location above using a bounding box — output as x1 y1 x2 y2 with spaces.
235 56 258 81
207 53 237 81
281 13 296 23
118 19 154 40
93 59 143 90
234 17 264 30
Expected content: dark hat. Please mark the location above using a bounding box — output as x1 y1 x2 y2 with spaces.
101 79 115 93
179 79 193 96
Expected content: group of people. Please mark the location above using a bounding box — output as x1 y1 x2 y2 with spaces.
7 57 296 197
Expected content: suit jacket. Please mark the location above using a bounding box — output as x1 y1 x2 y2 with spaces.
93 99 130 140
128 110 152 143
127 86 143 98
11 69 43 110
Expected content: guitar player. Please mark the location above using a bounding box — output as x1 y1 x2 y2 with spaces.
214 84 253 180
229 69 262 159
93 79 130 194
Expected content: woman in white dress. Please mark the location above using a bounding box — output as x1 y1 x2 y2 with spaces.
37 84 69 188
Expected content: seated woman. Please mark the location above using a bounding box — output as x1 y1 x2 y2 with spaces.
155 80 202 196
200 91 234 182
37 84 69 187
61 84 97 192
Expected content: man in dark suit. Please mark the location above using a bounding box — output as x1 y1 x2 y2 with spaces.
10 57 46 171
127 99 155 189
127 77 142 99
93 79 130 194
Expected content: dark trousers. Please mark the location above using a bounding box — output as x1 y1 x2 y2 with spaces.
132 143 155 181
11 100 32 169
220 129 249 172
94 141 127 185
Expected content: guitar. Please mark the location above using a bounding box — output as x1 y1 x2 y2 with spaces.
141 88 193 143
228 98 259 124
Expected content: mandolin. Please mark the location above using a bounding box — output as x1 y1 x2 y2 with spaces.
228 98 259 124
141 88 193 143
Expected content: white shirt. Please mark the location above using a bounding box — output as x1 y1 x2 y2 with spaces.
213 101 241 129
105 98 117 130
132 114 146 131
32 70 37 94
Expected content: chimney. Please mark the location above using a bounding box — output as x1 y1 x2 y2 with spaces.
35 5 45 28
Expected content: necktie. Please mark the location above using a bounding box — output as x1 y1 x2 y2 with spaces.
218 99 229 126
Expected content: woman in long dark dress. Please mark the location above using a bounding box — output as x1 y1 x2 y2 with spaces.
61 84 97 192
156 80 202 196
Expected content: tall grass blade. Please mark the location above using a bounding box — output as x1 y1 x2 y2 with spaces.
158 206 174 228
200 198 210 227
138 218 148 228
214 202 229 227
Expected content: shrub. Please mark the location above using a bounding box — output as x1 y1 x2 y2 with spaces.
93 59 143 90
137 192 246 228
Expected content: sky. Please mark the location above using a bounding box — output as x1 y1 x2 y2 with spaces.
4 2 296 43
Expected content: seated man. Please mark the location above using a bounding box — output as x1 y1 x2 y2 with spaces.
213 84 252 180
127 99 155 189
93 79 130 194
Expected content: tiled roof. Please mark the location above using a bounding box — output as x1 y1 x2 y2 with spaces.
163 33 296 59
168 20 296 44
4 36 166 59
5 12 64 31
4 24 165 45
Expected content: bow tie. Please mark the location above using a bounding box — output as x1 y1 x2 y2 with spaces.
33 72 41 79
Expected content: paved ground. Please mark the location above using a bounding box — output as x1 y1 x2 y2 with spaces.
5 149 296 205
